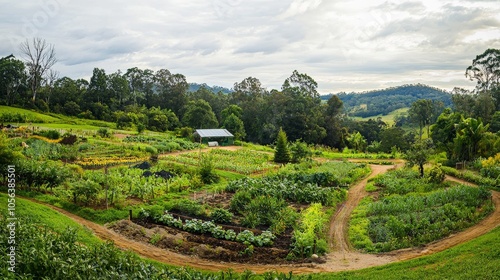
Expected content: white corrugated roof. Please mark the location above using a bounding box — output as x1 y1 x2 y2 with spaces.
195 129 234 138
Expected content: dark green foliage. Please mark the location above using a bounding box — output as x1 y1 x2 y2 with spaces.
39 129 60 139
16 159 73 190
165 198 207 217
136 122 145 134
405 139 434 177
210 208 233 224
182 99 219 129
147 107 179 132
0 55 27 106
59 134 78 145
274 127 290 163
227 177 346 206
198 155 220 184
177 126 194 139
97 127 110 138
63 101 81 116
379 126 413 153
72 179 101 206
453 117 489 162
290 140 312 163
222 113 246 140
230 191 253 213
430 109 463 160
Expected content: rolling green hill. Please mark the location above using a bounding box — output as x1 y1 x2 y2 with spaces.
321 84 452 118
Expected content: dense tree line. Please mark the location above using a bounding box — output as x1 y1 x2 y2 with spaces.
0 40 498 158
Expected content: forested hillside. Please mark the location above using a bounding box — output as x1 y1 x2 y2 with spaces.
188 83 233 94
322 84 452 118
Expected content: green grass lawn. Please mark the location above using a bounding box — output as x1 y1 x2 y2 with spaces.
0 193 101 246
302 226 500 280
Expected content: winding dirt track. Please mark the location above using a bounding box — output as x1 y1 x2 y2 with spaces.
25 163 500 274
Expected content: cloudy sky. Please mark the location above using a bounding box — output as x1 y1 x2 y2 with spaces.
1 0 499 94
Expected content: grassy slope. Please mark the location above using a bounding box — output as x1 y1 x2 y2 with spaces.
0 105 118 131
0 193 101 246
0 105 61 123
351 107 409 126
305 225 500 279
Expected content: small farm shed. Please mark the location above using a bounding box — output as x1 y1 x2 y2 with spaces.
194 129 234 146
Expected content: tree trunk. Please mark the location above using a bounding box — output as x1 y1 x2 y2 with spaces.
419 163 424 177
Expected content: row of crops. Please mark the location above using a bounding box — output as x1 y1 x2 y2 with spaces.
162 149 277 175
349 168 494 252
223 162 370 257
138 209 276 247
0 218 292 280
15 134 202 168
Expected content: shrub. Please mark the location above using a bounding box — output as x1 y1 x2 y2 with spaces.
198 155 219 184
144 145 158 155
427 165 445 184
177 126 194 139
16 159 73 190
210 208 233 224
166 199 206 217
229 191 252 214
97 127 111 138
71 179 101 206
290 140 312 163
39 129 61 139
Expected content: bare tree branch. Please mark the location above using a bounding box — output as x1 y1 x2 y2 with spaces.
19 38 57 102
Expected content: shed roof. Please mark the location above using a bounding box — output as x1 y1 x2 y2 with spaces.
194 129 234 138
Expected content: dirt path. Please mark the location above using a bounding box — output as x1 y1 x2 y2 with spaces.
328 164 395 252
23 165 500 274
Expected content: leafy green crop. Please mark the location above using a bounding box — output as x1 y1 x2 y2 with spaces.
139 209 276 247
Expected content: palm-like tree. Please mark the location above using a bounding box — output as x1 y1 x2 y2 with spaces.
454 117 489 161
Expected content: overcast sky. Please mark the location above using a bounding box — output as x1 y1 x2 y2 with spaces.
1 0 499 94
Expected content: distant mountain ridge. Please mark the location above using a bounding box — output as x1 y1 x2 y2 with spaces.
321 84 452 118
188 83 233 94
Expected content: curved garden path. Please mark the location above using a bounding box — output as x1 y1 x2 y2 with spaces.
25 163 500 274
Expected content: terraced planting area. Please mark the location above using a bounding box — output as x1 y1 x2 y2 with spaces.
162 148 278 174
126 161 371 263
349 169 494 252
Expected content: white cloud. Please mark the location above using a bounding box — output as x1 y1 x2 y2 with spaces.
0 0 498 93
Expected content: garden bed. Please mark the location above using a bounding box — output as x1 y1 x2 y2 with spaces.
111 219 304 264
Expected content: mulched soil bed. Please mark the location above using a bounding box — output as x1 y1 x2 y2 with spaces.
127 218 294 263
